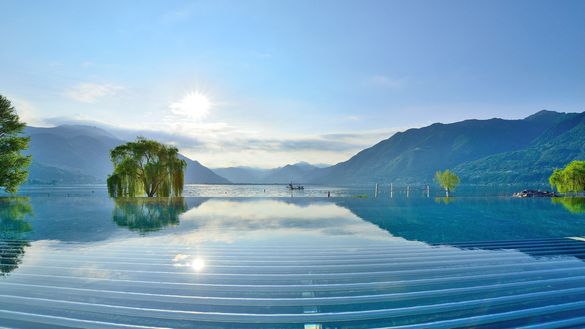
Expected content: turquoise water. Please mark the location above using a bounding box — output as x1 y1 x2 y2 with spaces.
1 187 585 328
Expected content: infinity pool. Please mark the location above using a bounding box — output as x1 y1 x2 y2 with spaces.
1 194 585 328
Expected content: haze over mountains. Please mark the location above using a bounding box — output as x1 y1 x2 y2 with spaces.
23 109 585 186
24 125 229 185
214 162 326 184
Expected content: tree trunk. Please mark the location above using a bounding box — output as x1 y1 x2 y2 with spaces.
445 188 449 198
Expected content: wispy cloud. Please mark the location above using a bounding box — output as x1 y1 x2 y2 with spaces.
343 115 360 121
160 5 194 24
320 130 398 144
368 75 407 89
10 97 49 127
251 51 273 60
161 128 398 160
218 137 360 153
63 83 124 103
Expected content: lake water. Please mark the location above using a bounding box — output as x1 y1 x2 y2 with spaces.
1 185 585 328
10 183 547 198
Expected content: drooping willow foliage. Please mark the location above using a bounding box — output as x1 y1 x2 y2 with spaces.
549 160 585 194
107 137 187 197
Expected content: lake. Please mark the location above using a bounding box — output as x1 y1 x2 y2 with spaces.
1 185 585 328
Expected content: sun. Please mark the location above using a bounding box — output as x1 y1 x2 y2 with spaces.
170 90 212 121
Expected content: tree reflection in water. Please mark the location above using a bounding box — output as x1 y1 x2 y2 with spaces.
0 197 33 276
434 197 456 205
112 197 188 234
552 197 585 214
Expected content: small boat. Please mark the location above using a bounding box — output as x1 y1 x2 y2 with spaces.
287 183 304 190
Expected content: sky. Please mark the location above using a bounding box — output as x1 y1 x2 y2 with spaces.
1 0 584 168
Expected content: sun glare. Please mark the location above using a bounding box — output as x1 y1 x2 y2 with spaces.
170 91 212 121
191 258 206 272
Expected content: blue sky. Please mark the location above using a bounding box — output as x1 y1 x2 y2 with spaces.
1 0 584 167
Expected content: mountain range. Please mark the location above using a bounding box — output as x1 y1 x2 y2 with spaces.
309 110 584 184
22 109 585 185
24 125 228 185
213 162 323 184
455 111 585 183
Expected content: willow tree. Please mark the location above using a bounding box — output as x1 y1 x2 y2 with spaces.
107 137 186 197
434 170 460 197
0 95 31 194
549 160 585 194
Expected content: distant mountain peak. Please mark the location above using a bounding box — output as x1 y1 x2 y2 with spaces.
524 110 564 121
27 124 119 140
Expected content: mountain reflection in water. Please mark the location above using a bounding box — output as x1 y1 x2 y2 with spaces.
1 196 585 253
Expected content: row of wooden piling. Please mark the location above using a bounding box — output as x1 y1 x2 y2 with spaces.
374 183 431 198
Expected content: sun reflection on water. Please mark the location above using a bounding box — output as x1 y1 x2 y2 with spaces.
172 253 206 272
191 258 206 272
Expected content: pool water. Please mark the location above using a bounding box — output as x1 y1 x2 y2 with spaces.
1 192 585 328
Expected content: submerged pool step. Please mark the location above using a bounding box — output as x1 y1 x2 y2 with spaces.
0 310 168 329
5 237 585 254
1 275 585 307
7 240 585 258
2 286 585 323
5 251 584 274
6 242 585 265
390 300 585 329
9 265 585 297
3 237 585 328
11 258 585 282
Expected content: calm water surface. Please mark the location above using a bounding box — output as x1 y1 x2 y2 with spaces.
1 186 585 328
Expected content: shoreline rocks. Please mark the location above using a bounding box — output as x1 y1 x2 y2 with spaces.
512 189 559 198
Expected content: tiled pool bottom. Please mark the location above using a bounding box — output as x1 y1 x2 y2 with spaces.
2 238 585 328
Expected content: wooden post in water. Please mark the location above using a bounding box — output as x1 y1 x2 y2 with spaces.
426 184 430 198
390 183 393 198
374 183 379 198
406 185 410 198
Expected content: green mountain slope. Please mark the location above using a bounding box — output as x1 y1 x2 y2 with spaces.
456 112 585 183
309 110 576 184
